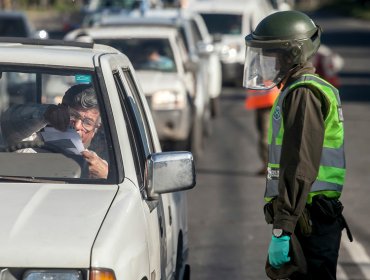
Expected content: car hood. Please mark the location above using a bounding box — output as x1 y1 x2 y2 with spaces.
0 183 118 268
136 71 184 95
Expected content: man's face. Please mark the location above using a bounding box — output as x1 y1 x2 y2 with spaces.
69 107 100 147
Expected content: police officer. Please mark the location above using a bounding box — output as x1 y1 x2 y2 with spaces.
243 10 348 279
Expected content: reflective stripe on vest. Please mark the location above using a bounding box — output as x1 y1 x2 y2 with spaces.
265 74 346 201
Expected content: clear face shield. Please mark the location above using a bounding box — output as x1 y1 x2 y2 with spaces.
243 46 285 90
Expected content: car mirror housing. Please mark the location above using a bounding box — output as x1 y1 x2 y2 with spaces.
184 60 198 73
197 41 214 57
146 151 196 197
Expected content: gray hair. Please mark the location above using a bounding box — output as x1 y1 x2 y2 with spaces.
62 84 99 110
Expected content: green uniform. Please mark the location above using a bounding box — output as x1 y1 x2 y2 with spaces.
265 63 346 234
266 73 345 198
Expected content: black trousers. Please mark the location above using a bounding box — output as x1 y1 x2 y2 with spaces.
290 212 343 280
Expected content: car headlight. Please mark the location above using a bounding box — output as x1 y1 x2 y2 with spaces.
221 43 241 58
152 90 186 110
23 269 83 280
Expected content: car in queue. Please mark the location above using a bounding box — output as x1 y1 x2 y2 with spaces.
187 0 275 86
65 24 197 153
0 37 195 280
138 8 223 118
0 10 48 39
82 9 217 158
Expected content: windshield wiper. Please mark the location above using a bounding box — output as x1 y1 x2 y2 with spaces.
0 176 66 183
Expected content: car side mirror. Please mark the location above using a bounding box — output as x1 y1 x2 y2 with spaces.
146 151 196 198
197 41 214 57
184 60 198 73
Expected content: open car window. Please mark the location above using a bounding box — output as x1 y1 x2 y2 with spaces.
0 68 114 182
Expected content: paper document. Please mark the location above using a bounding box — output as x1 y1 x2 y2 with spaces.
41 127 84 154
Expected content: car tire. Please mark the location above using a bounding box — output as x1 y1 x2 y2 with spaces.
175 234 191 280
203 102 213 138
191 116 204 160
210 97 220 118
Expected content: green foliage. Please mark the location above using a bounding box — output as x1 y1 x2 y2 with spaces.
54 0 81 12
16 0 82 12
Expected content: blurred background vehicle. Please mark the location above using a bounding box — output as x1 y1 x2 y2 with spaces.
0 11 49 113
134 8 223 119
0 10 49 39
186 0 276 87
65 21 202 156
80 0 162 28
79 8 219 157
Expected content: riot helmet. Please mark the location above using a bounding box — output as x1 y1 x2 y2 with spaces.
243 10 321 90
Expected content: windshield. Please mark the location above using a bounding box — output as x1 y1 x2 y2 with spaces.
0 68 113 182
200 13 242 35
94 38 177 72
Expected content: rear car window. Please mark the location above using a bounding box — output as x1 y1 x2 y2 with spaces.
0 18 28 37
200 13 242 35
94 37 177 72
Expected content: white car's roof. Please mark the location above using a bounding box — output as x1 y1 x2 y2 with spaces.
137 8 200 20
0 39 119 68
187 0 257 13
96 8 200 27
100 14 176 27
0 10 28 18
76 25 178 39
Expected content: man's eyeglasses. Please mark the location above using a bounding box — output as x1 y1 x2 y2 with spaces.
69 108 98 132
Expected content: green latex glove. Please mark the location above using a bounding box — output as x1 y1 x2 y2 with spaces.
268 235 291 269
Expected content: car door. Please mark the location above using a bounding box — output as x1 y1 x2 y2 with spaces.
113 58 175 279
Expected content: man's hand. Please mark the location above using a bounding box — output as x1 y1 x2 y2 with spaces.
81 150 108 179
268 235 291 269
44 104 70 131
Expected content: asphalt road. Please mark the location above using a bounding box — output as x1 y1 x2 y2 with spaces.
187 9 370 280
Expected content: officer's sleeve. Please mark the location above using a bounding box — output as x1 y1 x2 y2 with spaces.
273 87 326 233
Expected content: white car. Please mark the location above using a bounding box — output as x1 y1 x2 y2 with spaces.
65 25 196 152
187 0 275 86
76 12 213 158
0 38 195 280
137 8 223 118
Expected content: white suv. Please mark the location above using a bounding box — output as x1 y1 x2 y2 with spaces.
0 38 195 280
187 0 275 86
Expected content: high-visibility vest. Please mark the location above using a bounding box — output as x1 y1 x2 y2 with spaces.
265 74 346 204
244 86 280 110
